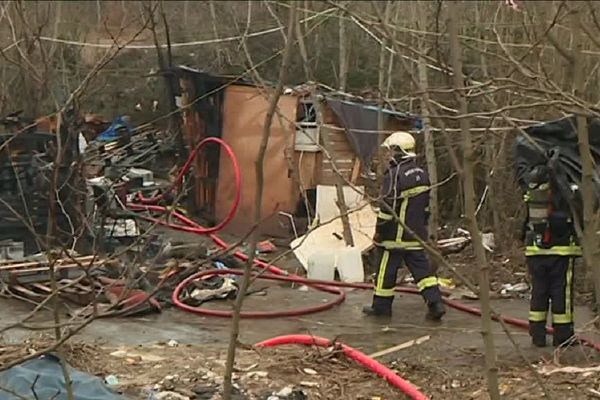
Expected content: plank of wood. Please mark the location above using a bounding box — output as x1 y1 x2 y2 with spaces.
323 159 354 166
0 255 96 270
368 335 431 359
350 158 361 184
2 257 117 272
325 142 353 153
8 261 114 275
11 285 44 299
31 283 52 293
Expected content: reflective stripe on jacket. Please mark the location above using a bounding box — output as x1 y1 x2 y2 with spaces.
375 158 430 250
525 244 581 257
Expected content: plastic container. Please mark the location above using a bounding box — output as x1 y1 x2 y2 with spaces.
336 247 364 283
306 249 336 281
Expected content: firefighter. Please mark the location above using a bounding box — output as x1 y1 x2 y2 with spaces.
521 162 581 347
363 131 446 320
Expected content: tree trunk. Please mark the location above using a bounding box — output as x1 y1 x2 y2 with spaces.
183 1 189 25
476 4 501 237
447 3 500 399
338 1 348 91
377 1 391 177
222 4 297 399
295 10 312 80
96 0 101 27
572 9 600 313
414 2 439 241
317 102 354 246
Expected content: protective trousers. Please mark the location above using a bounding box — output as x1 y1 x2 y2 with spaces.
527 255 575 346
372 248 442 312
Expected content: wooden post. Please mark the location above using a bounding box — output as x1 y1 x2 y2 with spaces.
448 3 500 398
315 96 354 247
413 2 439 241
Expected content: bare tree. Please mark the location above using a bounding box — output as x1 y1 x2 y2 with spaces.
413 2 439 241
338 1 348 91
222 4 297 399
447 3 500 398
571 7 600 313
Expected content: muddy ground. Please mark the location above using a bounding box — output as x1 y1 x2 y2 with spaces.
0 234 599 399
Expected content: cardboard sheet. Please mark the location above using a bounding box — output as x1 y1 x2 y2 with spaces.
216 85 298 236
315 184 365 222
291 203 377 271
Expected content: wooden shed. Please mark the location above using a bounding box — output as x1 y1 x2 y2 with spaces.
170 67 419 237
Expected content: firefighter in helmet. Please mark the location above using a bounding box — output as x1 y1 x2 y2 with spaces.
521 161 581 347
363 131 446 320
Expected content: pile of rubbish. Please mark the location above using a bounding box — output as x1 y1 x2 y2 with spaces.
0 250 170 317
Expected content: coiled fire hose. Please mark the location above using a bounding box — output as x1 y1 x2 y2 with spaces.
128 137 241 234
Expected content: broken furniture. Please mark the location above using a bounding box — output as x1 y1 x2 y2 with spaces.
82 125 181 248
82 126 177 181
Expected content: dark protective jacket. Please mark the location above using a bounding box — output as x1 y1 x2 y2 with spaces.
522 164 581 257
375 157 430 250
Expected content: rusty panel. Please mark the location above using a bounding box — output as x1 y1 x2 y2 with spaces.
216 85 298 236
180 76 210 213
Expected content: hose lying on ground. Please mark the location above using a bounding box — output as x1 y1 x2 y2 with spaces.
256 334 429 400
169 268 600 352
173 269 346 318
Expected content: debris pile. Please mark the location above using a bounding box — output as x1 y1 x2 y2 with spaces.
1 253 110 304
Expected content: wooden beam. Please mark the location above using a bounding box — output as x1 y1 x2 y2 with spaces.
350 158 361 184
368 335 431 359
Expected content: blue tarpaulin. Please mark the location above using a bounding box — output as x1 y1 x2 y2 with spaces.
96 116 132 143
0 354 126 400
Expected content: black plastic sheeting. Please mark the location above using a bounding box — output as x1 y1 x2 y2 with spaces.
514 116 600 196
0 354 126 400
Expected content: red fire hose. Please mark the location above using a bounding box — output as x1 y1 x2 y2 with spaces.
173 269 346 318
129 137 241 234
169 268 600 352
256 334 429 400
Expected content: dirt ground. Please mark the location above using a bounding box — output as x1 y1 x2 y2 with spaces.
4 334 600 400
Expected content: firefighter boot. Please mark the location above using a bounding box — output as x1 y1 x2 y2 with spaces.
426 300 446 321
529 321 547 347
362 295 392 317
553 324 576 347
